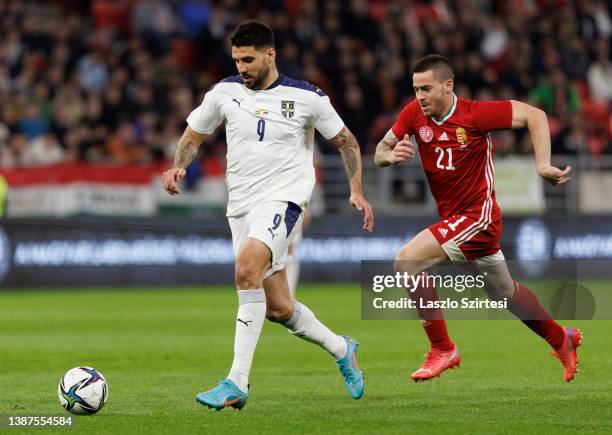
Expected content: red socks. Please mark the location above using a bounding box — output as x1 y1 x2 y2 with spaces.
408 274 455 351
409 276 564 351
507 282 565 350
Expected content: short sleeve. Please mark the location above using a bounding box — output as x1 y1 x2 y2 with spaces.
186 88 224 134
391 102 417 139
311 95 344 140
471 100 512 133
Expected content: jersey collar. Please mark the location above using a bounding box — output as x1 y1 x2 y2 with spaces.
432 93 457 125
263 73 284 90
242 73 284 93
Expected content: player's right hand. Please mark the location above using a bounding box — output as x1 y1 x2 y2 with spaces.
390 134 415 164
161 167 186 195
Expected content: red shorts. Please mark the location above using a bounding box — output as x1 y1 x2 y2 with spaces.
429 213 503 262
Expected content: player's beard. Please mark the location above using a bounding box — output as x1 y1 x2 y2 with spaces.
242 65 270 90
425 94 446 118
433 88 451 117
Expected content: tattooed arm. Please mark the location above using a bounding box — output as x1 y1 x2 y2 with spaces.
328 126 374 232
374 129 415 167
329 126 363 195
161 126 209 195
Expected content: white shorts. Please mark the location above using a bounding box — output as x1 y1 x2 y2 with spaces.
291 225 304 245
228 200 304 278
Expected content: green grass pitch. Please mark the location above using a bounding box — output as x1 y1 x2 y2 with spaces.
1 284 611 434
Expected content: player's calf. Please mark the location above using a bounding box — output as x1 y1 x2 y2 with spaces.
477 261 515 301
262 269 295 323
265 303 293 323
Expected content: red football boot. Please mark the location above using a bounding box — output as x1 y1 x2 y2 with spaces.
551 327 582 382
411 345 461 382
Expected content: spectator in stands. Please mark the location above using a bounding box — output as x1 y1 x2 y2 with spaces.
0 134 27 168
552 114 588 156
132 0 179 55
529 69 581 139
105 122 146 163
0 0 610 171
0 104 19 136
342 84 368 145
23 132 64 166
587 38 612 104
77 50 108 94
30 81 53 121
592 0 612 38
178 0 212 39
18 104 49 138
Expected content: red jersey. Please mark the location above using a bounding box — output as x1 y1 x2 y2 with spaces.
391 95 512 221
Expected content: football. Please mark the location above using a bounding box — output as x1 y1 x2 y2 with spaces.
58 367 108 415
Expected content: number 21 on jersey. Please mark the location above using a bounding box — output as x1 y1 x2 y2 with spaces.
435 146 455 170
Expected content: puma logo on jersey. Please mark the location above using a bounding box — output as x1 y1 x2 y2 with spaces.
438 227 448 238
232 98 243 107
267 228 278 239
438 132 449 141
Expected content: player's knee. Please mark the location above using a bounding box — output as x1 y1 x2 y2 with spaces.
234 260 263 289
266 303 293 323
394 249 423 275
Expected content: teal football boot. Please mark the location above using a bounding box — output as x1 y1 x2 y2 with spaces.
336 336 364 399
196 379 248 410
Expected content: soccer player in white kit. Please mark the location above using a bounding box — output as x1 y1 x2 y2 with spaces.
162 21 374 410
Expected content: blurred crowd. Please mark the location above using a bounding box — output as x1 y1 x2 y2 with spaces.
0 0 611 174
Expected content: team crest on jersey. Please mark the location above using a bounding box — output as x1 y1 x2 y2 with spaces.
418 126 434 143
281 100 295 118
456 127 468 146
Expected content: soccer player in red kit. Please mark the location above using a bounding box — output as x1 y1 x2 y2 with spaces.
374 55 581 382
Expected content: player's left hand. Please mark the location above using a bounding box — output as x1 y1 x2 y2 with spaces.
350 194 374 232
537 164 571 186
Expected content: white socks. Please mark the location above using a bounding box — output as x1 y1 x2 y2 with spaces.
227 289 266 393
283 301 347 360
226 292 347 393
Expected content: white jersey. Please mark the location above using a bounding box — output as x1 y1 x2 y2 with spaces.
187 74 344 217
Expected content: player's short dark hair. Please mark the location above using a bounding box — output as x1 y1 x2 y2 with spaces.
413 54 454 81
229 20 275 50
